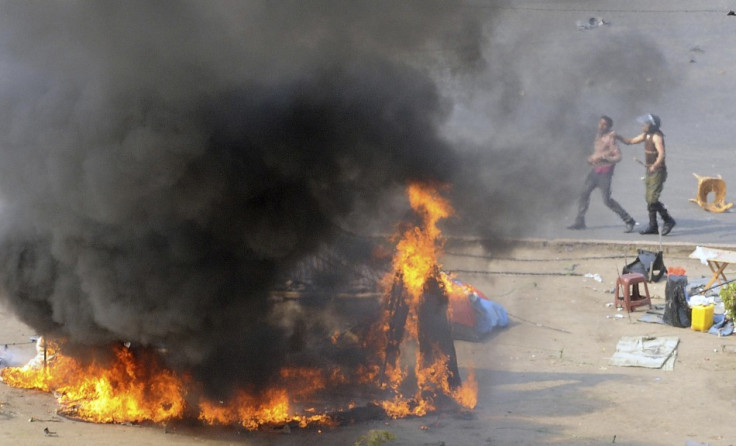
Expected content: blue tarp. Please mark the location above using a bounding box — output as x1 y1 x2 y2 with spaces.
471 294 509 335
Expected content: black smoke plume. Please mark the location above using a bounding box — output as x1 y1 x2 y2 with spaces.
0 1 675 395
0 1 485 394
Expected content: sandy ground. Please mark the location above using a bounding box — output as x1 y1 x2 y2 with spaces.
1 238 734 446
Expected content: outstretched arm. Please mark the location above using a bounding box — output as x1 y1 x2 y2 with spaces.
616 133 645 145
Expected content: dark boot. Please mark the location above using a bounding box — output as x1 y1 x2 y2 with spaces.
662 218 676 236
567 217 585 230
639 206 658 235
656 202 676 235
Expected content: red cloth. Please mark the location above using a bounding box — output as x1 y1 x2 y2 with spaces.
594 165 614 174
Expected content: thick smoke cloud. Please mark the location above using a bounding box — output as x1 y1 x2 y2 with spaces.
0 0 485 393
0 1 675 394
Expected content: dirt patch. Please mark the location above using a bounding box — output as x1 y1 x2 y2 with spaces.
0 240 732 445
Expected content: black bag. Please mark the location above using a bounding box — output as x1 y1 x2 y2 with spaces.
664 275 691 328
623 249 666 283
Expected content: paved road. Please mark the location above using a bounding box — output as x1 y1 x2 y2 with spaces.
535 156 736 247
489 4 736 248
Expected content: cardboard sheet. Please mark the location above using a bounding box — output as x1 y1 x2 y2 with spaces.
609 336 679 371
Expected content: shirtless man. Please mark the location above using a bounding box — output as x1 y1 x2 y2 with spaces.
618 113 676 235
568 115 636 232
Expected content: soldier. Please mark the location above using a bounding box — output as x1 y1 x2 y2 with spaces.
618 113 676 235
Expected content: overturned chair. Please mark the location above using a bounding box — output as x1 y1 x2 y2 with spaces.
623 249 666 283
690 173 733 213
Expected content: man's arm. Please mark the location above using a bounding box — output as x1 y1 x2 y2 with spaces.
616 133 645 145
605 143 622 163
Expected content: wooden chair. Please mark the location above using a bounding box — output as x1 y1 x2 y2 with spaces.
690 173 733 213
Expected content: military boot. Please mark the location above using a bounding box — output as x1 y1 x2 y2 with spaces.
657 203 676 235
639 205 658 235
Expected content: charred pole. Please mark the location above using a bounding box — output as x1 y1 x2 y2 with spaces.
417 266 461 391
379 272 410 388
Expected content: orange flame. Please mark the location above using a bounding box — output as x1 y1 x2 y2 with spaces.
0 340 339 428
376 182 477 417
198 386 335 430
197 366 342 429
392 182 453 300
0 339 187 424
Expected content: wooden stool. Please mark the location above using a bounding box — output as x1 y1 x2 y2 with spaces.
615 273 652 312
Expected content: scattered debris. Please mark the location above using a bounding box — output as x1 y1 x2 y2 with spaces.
689 295 715 306
637 304 666 324
690 46 704 62
708 315 733 336
28 416 62 423
43 427 58 437
576 17 610 30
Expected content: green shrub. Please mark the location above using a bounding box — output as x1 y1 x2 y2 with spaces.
719 282 736 320
354 430 396 446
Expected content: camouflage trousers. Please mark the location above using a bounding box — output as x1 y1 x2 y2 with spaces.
645 167 667 204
